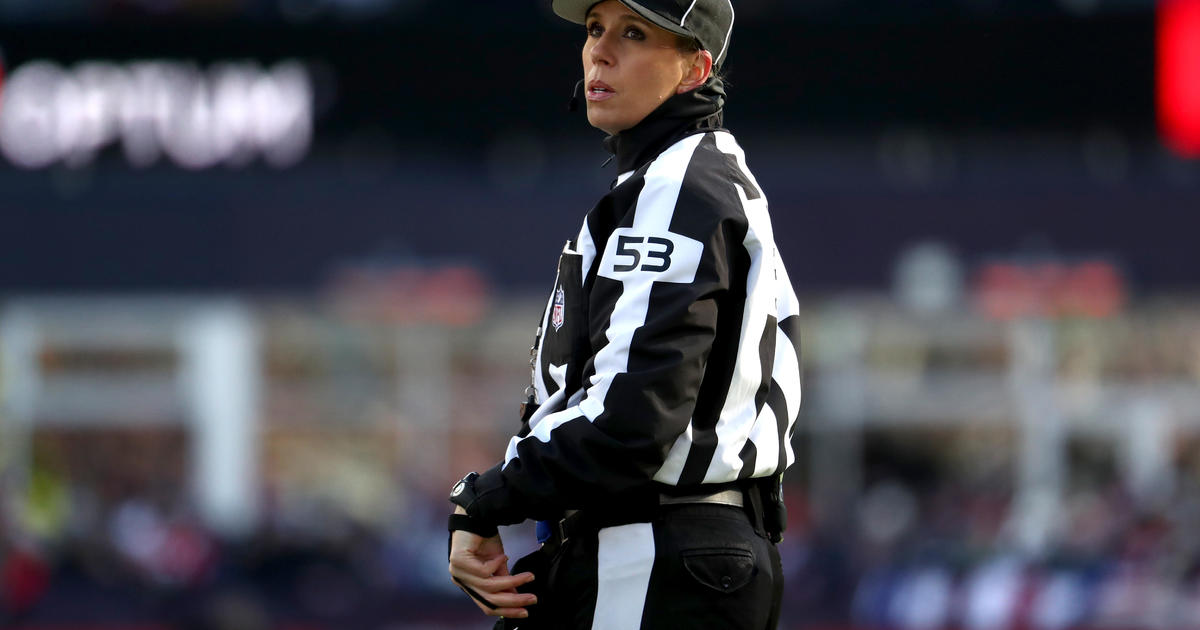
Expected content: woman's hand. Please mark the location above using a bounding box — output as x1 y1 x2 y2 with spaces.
448 507 538 619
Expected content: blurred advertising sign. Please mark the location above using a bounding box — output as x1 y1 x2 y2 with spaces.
0 0 418 22
0 59 312 169
1159 0 1200 158
973 259 1126 320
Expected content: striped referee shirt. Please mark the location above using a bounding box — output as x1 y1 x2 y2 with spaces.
471 95 802 526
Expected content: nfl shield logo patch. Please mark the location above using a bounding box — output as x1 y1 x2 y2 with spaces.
551 286 565 331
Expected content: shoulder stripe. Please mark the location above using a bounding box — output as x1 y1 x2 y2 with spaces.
584 133 707 423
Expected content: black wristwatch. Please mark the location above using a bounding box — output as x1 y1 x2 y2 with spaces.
446 472 502 610
448 472 498 538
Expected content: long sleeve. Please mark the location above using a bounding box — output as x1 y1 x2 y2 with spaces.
470 131 801 526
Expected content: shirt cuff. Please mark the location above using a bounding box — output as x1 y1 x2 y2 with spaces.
472 463 524 526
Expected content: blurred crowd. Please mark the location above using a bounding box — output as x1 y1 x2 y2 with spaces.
7 443 1200 629
3 297 1200 630
1 456 474 629
783 471 1200 630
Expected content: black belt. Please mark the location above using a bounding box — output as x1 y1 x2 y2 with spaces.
544 485 753 556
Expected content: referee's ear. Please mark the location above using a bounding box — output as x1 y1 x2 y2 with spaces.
677 50 714 94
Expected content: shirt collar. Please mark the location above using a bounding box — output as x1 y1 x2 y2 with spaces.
602 77 727 174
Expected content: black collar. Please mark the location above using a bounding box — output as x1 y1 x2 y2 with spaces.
602 77 727 174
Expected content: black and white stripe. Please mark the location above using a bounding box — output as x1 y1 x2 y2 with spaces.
476 129 800 525
544 503 783 629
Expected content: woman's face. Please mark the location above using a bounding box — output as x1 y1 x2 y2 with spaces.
582 0 696 135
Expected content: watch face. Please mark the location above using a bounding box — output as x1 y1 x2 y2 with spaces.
451 480 466 497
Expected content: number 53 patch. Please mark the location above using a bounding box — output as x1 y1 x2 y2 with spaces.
597 228 704 284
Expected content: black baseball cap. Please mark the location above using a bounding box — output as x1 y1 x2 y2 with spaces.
553 0 735 67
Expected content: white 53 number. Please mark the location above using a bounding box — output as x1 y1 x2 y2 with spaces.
598 228 703 284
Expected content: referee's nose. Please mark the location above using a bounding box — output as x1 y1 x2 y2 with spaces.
585 31 617 70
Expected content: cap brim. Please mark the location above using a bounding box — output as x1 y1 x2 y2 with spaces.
552 0 693 39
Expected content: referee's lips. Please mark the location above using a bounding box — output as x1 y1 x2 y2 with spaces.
586 79 617 102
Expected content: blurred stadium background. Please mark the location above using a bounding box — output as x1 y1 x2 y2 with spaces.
1 0 1199 628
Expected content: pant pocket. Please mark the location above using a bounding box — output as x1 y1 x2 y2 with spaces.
680 547 757 595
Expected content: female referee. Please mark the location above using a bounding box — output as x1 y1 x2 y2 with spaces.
446 1 802 628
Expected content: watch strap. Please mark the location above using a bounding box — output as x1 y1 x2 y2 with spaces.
448 512 499 539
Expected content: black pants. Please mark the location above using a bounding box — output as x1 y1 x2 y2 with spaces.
513 503 783 629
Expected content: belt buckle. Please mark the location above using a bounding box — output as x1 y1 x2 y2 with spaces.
557 517 570 544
